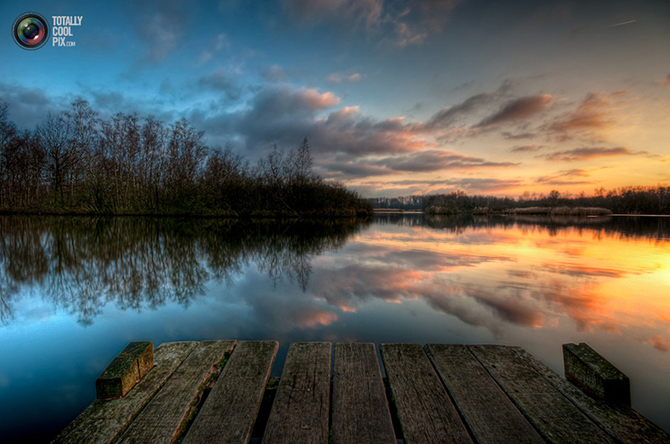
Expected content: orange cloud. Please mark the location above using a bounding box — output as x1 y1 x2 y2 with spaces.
649 336 669 352
300 88 340 109
548 91 627 140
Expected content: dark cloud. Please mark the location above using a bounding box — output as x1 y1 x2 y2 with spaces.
510 145 544 153
374 150 518 173
465 287 545 327
425 81 513 130
197 69 241 100
544 146 638 162
317 161 393 178
502 132 537 140
0 83 61 129
426 93 496 129
476 94 553 128
663 74 670 87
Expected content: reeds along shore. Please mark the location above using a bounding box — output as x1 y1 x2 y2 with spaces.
0 99 371 217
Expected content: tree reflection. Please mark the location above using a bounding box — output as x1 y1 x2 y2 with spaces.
375 213 670 242
0 216 368 325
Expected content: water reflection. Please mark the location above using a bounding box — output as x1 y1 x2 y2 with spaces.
1 214 669 441
0 216 368 325
368 214 669 350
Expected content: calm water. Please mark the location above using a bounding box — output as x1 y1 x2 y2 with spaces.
0 214 669 442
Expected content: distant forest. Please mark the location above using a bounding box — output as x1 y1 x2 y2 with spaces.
0 99 371 217
370 186 670 215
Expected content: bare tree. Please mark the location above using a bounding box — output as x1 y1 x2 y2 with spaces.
37 112 73 205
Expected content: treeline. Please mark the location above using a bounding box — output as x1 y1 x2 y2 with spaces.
419 187 670 215
0 99 371 217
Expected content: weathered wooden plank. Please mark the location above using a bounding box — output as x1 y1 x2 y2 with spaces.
263 342 332 444
116 340 236 444
468 345 616 444
512 346 670 444
183 341 279 444
332 343 396 444
563 343 630 405
379 343 472 444
96 341 154 400
425 344 545 444
51 341 197 444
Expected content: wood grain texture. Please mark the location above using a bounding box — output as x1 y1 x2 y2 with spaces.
425 344 545 444
512 346 670 444
263 342 332 444
468 345 616 444
380 343 472 444
116 340 236 444
52 341 197 444
183 341 278 444
96 341 154 400
332 343 396 444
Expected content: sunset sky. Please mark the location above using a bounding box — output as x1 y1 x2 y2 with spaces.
1 0 669 197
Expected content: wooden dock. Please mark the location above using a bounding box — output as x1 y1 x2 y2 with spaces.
53 341 670 444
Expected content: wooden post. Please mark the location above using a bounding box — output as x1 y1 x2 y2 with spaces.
563 343 630 406
96 342 154 400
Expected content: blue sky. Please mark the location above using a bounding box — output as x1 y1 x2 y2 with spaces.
2 0 670 197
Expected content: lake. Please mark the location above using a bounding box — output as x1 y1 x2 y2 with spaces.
0 214 668 442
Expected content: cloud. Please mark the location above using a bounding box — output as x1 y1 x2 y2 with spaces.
383 0 465 47
197 33 230 65
649 336 669 352
502 132 537 140
548 91 626 140
373 150 518 173
0 82 61 129
197 68 241 100
543 146 639 162
393 21 428 47
510 145 544 153
247 86 340 120
128 0 194 63
424 81 513 130
426 93 496 129
326 72 363 84
351 177 523 196
263 64 288 82
476 94 553 128
282 0 463 47
663 74 670 87
282 0 383 29
535 168 600 185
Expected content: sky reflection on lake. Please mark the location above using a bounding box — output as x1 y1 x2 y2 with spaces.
0 214 668 442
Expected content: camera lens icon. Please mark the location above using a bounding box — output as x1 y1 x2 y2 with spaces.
12 12 49 50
